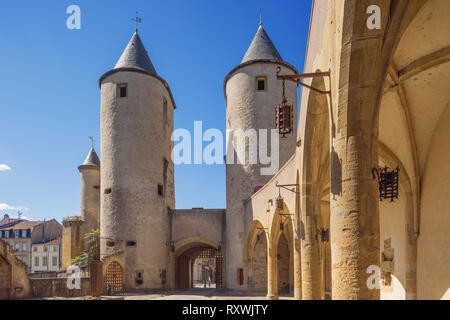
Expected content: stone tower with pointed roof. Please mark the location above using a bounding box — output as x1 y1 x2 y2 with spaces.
223 23 298 292
99 30 176 291
78 147 100 250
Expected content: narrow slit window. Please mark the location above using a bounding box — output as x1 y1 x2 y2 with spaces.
163 98 168 125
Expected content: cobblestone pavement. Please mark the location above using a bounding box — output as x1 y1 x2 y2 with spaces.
39 288 295 300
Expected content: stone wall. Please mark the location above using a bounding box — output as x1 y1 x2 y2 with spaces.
61 217 84 270
30 277 90 297
277 233 290 294
0 240 30 299
248 234 267 293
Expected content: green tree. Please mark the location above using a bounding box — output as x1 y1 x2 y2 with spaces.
71 229 100 266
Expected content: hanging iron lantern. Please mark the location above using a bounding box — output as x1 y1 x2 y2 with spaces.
276 79 294 137
372 166 400 202
276 195 284 211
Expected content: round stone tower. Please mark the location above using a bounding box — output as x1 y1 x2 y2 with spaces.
78 146 100 250
99 30 176 291
223 23 298 290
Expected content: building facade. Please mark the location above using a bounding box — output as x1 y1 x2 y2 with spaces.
31 238 61 273
0 216 62 273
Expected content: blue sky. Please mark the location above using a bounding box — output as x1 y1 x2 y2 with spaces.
0 0 312 222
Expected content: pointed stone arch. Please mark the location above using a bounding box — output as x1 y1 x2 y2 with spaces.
267 200 294 299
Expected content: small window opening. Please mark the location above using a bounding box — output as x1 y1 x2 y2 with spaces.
106 241 115 247
104 188 112 194
136 270 144 285
163 98 168 125
118 84 127 98
126 241 136 247
256 76 267 91
158 184 164 197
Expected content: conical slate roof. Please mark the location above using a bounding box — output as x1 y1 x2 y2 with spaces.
241 25 283 63
81 147 100 167
114 31 157 75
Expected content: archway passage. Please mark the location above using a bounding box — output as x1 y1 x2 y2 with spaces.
105 261 124 292
277 232 290 294
176 246 223 290
0 256 11 299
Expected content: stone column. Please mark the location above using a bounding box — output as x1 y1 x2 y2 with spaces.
331 135 379 300
293 231 302 299
327 0 400 300
266 242 278 300
300 205 321 299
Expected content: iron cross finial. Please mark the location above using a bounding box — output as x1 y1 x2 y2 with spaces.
88 136 96 148
260 9 263 26
132 11 143 32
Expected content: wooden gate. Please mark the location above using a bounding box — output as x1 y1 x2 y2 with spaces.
105 261 123 292
178 256 190 289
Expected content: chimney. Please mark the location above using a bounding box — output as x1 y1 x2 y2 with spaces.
42 219 46 242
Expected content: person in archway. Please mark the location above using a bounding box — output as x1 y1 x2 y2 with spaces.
202 266 208 288
207 267 212 287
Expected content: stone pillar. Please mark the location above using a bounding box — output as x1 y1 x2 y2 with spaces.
293 227 302 299
331 136 379 300
300 207 321 299
266 243 278 300
328 0 393 300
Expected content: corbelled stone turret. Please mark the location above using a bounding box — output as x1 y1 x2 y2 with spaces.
78 147 100 250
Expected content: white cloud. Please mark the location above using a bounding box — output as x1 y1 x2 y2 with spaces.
0 164 11 171
0 203 29 211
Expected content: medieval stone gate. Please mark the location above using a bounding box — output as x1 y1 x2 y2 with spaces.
177 247 223 289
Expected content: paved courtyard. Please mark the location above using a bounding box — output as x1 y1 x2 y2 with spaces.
39 288 295 300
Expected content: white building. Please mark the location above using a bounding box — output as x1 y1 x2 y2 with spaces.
31 238 61 273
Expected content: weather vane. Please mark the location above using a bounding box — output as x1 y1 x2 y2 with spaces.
132 11 143 32
88 136 96 148
260 9 263 26
18 211 22 219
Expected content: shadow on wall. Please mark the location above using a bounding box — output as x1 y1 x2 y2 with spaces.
330 147 342 199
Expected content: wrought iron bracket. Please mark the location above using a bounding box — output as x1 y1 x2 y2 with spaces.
275 181 299 194
276 67 331 94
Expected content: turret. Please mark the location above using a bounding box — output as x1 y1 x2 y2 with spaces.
223 23 298 290
99 31 175 291
78 146 100 250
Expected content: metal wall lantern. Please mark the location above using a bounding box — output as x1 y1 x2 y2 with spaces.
275 80 294 138
275 194 284 211
372 166 400 202
275 67 330 137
